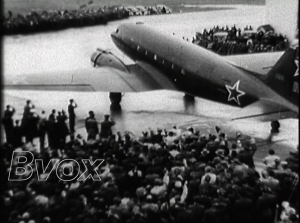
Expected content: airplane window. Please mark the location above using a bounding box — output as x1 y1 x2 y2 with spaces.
116 29 119 33
137 46 140 51
154 55 157 60
181 69 186 75
145 50 148 55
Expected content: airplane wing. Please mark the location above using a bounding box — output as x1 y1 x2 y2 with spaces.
3 65 166 92
223 51 284 78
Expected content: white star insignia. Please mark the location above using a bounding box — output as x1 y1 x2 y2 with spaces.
294 58 299 77
225 80 245 106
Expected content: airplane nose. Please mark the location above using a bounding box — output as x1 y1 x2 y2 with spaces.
111 32 117 40
90 51 101 66
111 28 119 40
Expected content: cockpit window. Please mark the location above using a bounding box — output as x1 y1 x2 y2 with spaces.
116 29 119 33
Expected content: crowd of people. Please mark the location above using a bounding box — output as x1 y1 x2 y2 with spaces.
1 99 299 223
192 25 289 55
2 6 129 35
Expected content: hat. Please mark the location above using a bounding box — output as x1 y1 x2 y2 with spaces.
148 204 158 212
188 127 194 132
201 148 209 155
198 163 206 169
220 160 228 166
217 188 226 195
216 149 224 155
219 133 225 138
136 187 146 197
146 195 153 200
175 181 182 188
250 138 256 144
22 212 30 219
154 178 163 185
205 166 212 173
104 114 110 118
233 159 241 165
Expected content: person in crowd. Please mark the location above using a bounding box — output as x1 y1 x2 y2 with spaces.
25 108 39 145
85 111 99 140
11 120 23 148
47 109 56 148
68 99 77 133
21 100 34 132
2 105 15 144
56 110 69 145
263 149 281 169
38 110 47 151
100 114 115 138
267 120 281 142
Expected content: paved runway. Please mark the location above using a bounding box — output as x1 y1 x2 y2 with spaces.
2 5 298 167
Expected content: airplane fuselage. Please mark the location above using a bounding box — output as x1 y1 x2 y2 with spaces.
110 23 298 112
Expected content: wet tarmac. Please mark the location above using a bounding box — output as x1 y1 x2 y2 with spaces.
2 5 298 167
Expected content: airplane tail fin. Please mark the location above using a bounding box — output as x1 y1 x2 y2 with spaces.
265 46 299 106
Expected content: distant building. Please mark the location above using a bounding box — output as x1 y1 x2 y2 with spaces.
265 0 298 42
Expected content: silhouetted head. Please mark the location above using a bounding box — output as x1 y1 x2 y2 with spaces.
268 149 275 155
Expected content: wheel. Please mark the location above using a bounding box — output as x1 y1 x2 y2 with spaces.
184 93 195 101
109 92 122 105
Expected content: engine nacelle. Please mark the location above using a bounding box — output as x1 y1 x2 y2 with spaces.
90 49 129 73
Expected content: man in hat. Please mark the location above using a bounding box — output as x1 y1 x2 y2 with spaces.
21 100 33 132
47 109 56 148
238 143 255 168
100 114 115 138
68 99 77 133
38 111 47 150
11 120 23 148
152 128 164 144
85 111 99 140
2 105 15 144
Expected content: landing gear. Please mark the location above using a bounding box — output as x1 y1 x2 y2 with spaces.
109 92 122 110
184 94 195 101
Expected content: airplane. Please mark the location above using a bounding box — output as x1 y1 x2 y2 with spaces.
3 22 299 120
